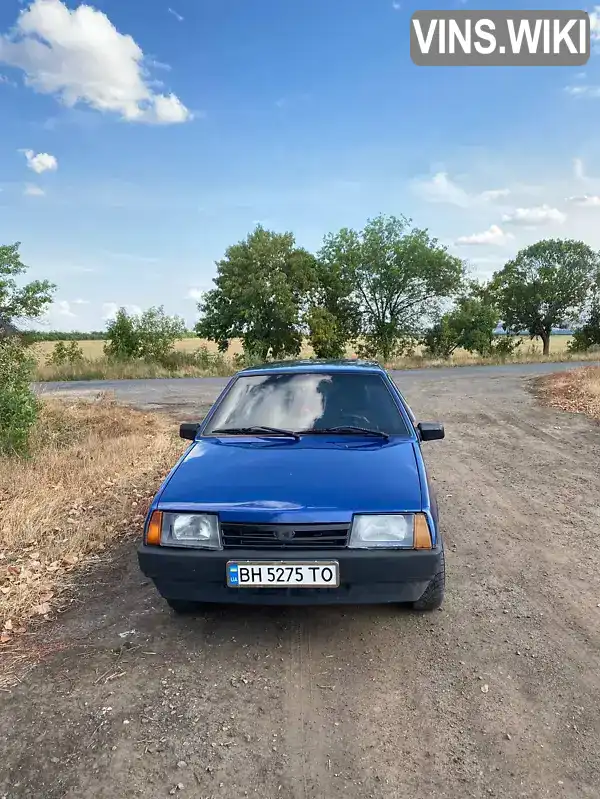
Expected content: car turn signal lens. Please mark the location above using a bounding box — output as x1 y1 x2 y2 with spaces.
414 513 432 549
146 510 163 546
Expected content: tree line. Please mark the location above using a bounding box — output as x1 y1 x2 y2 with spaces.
2 215 600 454
196 215 600 360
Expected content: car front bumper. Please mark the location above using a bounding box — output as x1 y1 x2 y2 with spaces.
137 544 444 606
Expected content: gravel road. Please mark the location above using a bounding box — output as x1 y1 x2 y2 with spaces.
3 362 600 799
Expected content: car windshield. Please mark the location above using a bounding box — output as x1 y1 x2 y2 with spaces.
204 372 411 436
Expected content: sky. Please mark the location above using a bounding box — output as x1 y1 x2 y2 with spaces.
2 0 600 331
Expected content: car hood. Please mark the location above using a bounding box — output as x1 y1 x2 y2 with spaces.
157 436 423 523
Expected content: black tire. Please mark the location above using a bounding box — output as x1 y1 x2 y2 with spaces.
412 546 445 612
165 598 204 615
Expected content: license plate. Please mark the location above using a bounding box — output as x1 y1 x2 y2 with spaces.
226 561 340 588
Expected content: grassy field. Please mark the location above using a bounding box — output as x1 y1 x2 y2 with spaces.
32 334 576 363
32 333 578 369
0 396 183 646
32 337 248 362
28 334 598 382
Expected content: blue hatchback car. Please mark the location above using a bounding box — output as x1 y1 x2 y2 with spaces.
138 360 446 612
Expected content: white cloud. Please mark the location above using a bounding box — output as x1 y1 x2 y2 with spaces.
168 7 184 22
590 6 600 41
187 288 205 301
574 157 586 180
23 183 45 196
566 194 600 207
147 93 190 124
412 171 511 208
455 224 513 246
0 0 192 124
501 205 566 226
412 171 471 207
565 84 600 98
72 298 90 305
479 188 510 202
102 302 143 320
55 300 76 317
21 149 57 173
392 2 401 9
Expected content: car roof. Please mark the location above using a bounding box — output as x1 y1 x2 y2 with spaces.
237 358 387 376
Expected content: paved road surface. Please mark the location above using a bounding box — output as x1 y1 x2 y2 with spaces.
3 362 600 799
33 359 600 419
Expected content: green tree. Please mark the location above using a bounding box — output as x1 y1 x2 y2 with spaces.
306 306 348 360
492 239 600 356
0 338 38 455
137 306 186 361
104 306 185 362
317 215 465 361
569 297 600 352
104 308 140 359
0 242 55 324
306 249 361 359
196 225 317 361
0 243 54 456
47 340 84 366
422 289 500 359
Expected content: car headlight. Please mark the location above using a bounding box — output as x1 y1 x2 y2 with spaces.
160 512 222 549
348 514 417 549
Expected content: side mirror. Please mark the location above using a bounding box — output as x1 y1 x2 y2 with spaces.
417 422 445 441
179 422 199 441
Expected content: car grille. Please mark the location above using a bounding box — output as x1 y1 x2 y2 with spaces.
221 523 350 550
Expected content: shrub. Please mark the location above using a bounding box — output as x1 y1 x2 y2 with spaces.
569 302 600 353
307 307 349 360
47 340 84 366
422 320 459 359
493 334 522 359
156 346 232 375
0 339 39 456
104 308 140 360
104 306 186 364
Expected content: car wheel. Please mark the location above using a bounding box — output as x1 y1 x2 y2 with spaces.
412 546 445 612
165 598 205 614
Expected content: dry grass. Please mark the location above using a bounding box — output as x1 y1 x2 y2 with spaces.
33 356 234 382
0 396 184 647
30 336 588 382
32 337 253 363
537 366 600 421
387 348 600 370
31 335 575 365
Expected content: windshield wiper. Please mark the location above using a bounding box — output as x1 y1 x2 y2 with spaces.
298 426 389 440
211 426 300 441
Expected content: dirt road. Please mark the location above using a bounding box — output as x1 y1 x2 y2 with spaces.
3 364 600 799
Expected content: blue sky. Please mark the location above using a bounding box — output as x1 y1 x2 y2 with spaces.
1 0 600 331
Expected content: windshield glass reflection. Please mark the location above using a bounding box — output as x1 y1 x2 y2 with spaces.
204 372 411 435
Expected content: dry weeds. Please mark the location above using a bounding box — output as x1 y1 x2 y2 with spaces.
0 395 184 652
537 366 600 421
31 335 577 364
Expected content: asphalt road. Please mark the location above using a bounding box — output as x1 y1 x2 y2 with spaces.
3 361 600 799
33 359 600 419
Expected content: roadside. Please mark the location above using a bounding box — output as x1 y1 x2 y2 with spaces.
31 335 600 383
0 396 184 664
536 365 600 421
2 366 600 799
